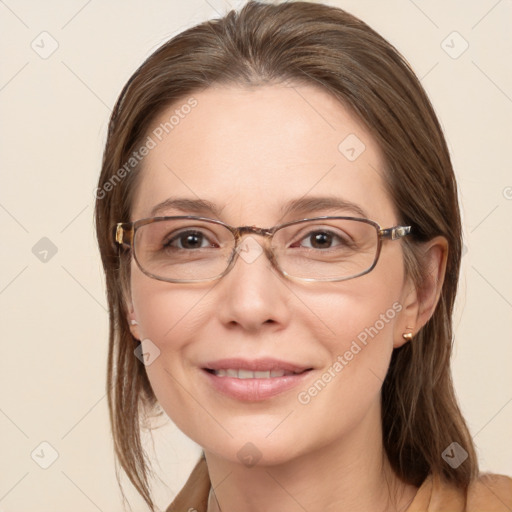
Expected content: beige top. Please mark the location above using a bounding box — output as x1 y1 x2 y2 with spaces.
166 455 512 512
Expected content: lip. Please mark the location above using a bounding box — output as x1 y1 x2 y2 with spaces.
201 358 314 401
203 357 311 373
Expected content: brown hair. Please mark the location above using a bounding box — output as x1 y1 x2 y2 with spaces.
95 1 478 509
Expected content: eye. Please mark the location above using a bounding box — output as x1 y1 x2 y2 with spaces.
286 224 356 251
297 230 347 249
164 230 217 250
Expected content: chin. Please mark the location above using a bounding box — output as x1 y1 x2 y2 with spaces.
197 426 313 469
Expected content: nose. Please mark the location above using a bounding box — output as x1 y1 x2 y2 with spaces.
215 235 292 333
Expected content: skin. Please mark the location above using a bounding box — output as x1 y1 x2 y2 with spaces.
126 84 447 512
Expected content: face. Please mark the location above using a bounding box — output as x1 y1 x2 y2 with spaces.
127 84 417 466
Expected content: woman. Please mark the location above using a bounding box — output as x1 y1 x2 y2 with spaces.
94 1 512 511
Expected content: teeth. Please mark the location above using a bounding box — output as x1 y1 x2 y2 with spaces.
212 369 296 378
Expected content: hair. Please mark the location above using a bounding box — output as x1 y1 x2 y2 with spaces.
94 1 479 509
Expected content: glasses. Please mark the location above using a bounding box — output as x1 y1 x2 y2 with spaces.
114 216 411 283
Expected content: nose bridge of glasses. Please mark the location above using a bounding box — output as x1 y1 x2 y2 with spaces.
235 225 274 239
231 225 275 250
230 225 278 268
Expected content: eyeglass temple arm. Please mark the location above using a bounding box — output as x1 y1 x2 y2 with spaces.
114 223 134 248
379 225 411 241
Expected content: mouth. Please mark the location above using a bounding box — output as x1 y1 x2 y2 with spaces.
203 368 311 378
200 358 314 401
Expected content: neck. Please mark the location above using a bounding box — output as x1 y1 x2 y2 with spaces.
204 401 417 512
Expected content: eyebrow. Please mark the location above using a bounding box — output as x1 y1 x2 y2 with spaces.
150 197 224 218
148 195 368 221
279 196 368 220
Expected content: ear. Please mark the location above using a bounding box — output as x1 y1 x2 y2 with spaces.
126 299 141 341
394 236 448 348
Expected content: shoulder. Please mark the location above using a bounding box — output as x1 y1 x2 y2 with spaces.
417 472 512 512
465 473 512 511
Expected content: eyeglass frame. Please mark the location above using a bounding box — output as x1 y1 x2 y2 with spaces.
114 215 412 283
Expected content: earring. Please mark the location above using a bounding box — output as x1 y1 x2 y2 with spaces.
402 327 414 341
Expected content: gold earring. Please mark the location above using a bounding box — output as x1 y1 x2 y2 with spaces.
402 327 414 341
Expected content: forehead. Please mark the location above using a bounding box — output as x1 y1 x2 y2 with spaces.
130 84 396 226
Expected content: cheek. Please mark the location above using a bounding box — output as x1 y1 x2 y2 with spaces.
130 265 205 343
301 259 404 361
305 289 401 393
289 274 403 435
128 267 217 433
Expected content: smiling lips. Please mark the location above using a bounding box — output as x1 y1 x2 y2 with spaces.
202 357 313 401
210 368 297 378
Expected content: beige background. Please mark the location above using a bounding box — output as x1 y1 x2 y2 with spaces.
1 0 511 510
